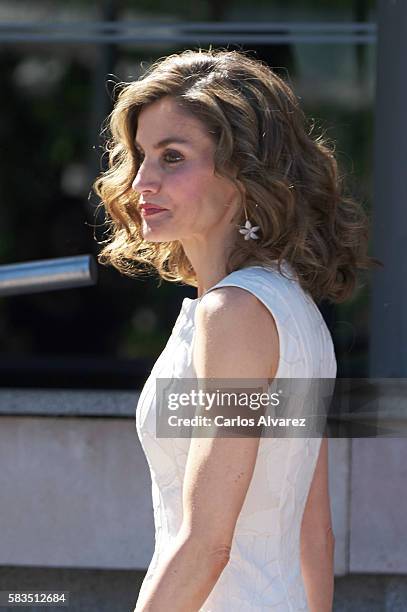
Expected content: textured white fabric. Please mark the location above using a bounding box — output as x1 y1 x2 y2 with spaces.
136 263 337 611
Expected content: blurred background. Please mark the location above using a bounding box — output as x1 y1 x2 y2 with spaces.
2 2 407 612
0 0 377 389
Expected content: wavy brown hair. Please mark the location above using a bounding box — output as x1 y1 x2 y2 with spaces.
93 48 380 304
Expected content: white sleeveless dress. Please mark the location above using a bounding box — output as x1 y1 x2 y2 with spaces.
135 263 337 611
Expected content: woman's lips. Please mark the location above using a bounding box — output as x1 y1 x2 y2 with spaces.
140 207 168 217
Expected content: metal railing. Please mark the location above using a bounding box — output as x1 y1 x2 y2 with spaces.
0 21 377 45
0 255 97 297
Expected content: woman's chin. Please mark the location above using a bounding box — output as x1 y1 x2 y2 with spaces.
141 229 177 243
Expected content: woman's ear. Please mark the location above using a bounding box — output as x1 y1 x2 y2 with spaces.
233 175 246 205
227 179 245 225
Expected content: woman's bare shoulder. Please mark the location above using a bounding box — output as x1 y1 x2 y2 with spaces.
193 286 280 380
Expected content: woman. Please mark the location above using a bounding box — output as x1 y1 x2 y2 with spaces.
93 49 376 611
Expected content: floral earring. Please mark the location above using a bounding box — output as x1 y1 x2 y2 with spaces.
238 201 260 240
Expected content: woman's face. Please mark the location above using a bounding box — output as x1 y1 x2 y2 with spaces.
132 96 240 243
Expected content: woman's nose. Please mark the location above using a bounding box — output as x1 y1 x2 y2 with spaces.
132 163 160 194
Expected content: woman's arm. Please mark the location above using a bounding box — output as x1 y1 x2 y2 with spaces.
135 287 280 612
300 437 336 612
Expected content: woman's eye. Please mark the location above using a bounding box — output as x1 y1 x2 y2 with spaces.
135 149 183 164
163 150 183 164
